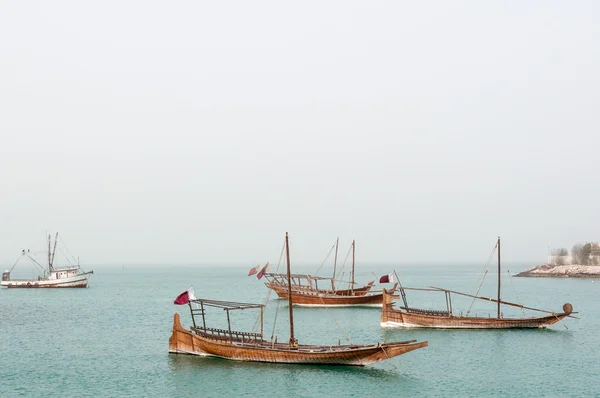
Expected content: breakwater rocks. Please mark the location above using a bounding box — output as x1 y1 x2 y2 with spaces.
515 264 600 278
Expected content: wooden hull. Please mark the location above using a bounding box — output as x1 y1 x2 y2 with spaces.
268 283 396 307
169 313 427 366
380 292 573 329
1 273 91 288
265 280 374 297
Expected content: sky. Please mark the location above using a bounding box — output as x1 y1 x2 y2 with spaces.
1 1 599 267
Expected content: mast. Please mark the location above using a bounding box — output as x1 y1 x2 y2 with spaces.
497 236 501 318
50 232 59 270
47 234 52 271
333 237 339 282
351 240 355 291
285 232 296 346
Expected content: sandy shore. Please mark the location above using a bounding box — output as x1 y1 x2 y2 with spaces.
515 264 600 278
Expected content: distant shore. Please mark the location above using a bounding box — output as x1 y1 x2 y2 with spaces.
515 264 600 278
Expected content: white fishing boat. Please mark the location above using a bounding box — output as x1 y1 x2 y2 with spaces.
1 233 93 288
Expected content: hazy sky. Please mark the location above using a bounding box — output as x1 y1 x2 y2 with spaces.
1 1 598 266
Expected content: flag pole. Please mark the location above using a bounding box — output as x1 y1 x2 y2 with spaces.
393 270 408 307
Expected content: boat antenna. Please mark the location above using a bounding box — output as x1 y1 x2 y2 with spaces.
351 240 355 292
285 232 297 346
497 236 501 318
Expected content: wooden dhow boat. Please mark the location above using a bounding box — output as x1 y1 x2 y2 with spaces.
1 233 93 289
380 237 576 329
169 233 428 366
263 238 375 298
264 240 395 307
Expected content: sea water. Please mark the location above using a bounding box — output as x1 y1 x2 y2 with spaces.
1 264 598 397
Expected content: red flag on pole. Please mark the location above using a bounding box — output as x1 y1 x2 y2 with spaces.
248 264 262 276
379 273 394 284
256 263 271 280
173 287 196 305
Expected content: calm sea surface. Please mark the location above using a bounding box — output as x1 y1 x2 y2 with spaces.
1 263 598 397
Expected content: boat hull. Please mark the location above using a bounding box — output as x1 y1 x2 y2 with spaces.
380 312 571 329
168 313 427 366
1 273 91 288
267 283 396 307
265 280 374 297
380 292 572 329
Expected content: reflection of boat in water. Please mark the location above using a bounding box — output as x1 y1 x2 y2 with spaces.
169 232 428 366
381 237 576 329
1 233 93 288
264 240 394 307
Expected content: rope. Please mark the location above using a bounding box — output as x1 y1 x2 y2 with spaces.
274 237 286 274
252 237 286 336
58 235 78 264
57 246 74 266
506 270 525 316
270 296 282 342
380 346 398 370
333 244 353 292
314 241 336 276
8 254 23 273
315 298 353 344
26 254 47 273
466 243 497 316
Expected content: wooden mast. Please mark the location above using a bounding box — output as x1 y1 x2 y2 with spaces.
351 240 355 292
497 236 501 318
285 232 297 346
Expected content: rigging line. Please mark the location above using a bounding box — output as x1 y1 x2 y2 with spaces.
506 270 525 316
466 243 497 316
269 296 282 342
274 237 286 275
380 346 398 370
26 254 47 273
314 295 353 345
334 244 353 291
58 235 78 264
9 254 24 273
266 240 289 338
57 246 74 266
253 239 287 334
314 241 336 276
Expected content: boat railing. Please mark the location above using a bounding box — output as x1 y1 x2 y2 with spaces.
401 307 451 317
192 326 262 343
52 265 80 271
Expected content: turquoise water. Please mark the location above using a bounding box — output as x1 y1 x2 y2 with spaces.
1 264 598 397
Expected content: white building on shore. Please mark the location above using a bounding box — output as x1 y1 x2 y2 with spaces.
548 242 600 265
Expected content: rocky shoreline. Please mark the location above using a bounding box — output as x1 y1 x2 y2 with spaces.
515 264 600 278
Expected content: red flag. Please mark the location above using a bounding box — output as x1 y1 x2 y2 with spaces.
248 264 262 276
256 263 271 280
379 273 394 283
174 287 196 305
